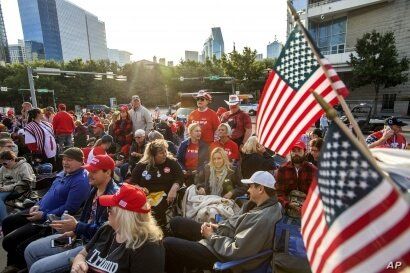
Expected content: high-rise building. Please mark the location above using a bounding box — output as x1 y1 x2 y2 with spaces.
267 38 283 59
256 53 263 61
202 27 224 61
108 48 132 66
0 3 10 64
185 50 199 62
304 0 410 115
159 58 166 66
18 0 108 62
167 61 174 67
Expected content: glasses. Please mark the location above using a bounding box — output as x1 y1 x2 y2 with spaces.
196 98 205 102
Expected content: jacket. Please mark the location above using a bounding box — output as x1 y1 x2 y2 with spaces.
195 165 246 198
128 106 154 132
177 139 209 171
241 152 277 179
52 111 75 135
38 168 90 221
275 161 317 208
0 158 35 193
75 180 118 242
200 197 282 272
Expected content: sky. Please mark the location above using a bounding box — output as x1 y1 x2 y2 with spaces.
2 0 287 63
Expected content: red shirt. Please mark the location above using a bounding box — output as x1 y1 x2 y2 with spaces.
52 111 75 135
210 139 240 161
184 142 199 170
220 110 252 141
187 108 220 144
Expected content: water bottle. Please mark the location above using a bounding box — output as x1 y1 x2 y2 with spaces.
62 210 69 220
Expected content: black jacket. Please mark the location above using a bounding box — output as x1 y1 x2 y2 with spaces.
241 152 277 179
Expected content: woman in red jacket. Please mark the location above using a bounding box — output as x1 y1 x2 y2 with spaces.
113 106 133 156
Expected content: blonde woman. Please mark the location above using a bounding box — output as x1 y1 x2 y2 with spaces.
130 139 183 229
195 147 245 199
240 136 277 179
71 183 165 273
176 123 209 186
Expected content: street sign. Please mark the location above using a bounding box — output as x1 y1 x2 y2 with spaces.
209 75 220 80
179 76 184 82
0 87 7 92
37 89 49 93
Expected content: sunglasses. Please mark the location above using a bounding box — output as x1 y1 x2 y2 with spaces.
196 98 206 102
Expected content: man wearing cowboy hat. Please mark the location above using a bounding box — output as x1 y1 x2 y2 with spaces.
186 90 220 144
366 116 408 149
221 95 252 147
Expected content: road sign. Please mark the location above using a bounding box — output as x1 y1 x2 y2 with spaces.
37 89 49 93
179 76 184 82
209 75 220 80
0 87 7 92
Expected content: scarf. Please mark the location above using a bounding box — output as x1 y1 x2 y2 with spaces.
209 167 228 196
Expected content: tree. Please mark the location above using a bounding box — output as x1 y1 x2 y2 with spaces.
349 30 409 115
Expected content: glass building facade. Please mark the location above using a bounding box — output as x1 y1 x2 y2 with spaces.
267 40 283 59
202 27 224 61
0 3 10 63
309 17 347 55
18 0 107 62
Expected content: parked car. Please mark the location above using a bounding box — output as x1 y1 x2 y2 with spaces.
340 103 386 133
240 103 258 116
175 107 194 123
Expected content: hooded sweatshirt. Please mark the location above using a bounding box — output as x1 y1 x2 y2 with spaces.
0 158 36 192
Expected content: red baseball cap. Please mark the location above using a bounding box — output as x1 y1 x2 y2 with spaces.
194 90 212 101
84 155 115 172
291 140 306 151
119 105 128 112
92 123 104 130
98 183 151 214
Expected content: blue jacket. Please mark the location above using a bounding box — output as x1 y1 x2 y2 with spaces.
39 168 90 221
75 180 119 242
177 139 209 171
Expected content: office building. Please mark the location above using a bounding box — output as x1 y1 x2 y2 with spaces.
202 27 224 61
267 39 283 59
185 50 199 62
0 3 9 64
108 48 132 66
18 0 108 62
167 61 174 67
159 58 166 66
9 44 24 63
256 53 263 61
304 0 410 115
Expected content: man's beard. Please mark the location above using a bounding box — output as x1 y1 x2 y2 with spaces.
291 154 305 164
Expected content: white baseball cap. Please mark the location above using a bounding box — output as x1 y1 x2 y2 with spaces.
241 171 276 189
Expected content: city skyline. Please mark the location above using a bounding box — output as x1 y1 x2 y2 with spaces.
2 0 287 63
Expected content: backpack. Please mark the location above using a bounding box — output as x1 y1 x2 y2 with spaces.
272 216 312 273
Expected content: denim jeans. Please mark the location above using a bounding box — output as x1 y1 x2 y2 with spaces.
56 134 73 150
0 191 11 223
25 233 83 273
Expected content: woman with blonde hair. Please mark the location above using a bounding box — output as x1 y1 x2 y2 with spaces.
71 183 165 273
130 139 183 230
240 136 277 179
176 123 209 186
195 147 245 199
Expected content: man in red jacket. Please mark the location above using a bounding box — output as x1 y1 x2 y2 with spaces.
52 103 75 150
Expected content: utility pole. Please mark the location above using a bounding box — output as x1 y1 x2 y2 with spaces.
27 67 38 108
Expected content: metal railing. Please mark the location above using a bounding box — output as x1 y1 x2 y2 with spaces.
308 0 343 8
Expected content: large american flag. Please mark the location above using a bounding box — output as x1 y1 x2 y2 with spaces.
302 122 410 273
256 24 348 155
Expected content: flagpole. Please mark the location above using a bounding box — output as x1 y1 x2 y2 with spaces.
311 91 404 194
286 1 367 146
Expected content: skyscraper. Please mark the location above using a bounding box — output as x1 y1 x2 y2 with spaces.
0 3 10 64
202 27 224 61
267 38 283 59
108 48 132 66
18 0 108 62
185 50 199 62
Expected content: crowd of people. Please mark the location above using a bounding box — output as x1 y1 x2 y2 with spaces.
0 90 407 273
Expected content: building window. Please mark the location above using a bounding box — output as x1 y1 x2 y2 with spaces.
381 94 396 112
309 17 347 55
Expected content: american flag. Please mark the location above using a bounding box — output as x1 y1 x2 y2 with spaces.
256 24 348 156
302 122 410 273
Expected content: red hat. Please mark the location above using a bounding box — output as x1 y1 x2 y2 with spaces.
98 183 151 214
92 123 104 130
84 155 115 172
194 90 212 101
7 109 14 116
58 103 66 110
119 105 128 112
291 140 306 151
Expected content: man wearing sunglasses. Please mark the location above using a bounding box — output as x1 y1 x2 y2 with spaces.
24 154 118 273
186 90 220 144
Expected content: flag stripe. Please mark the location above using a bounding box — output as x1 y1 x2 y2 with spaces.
319 193 409 273
335 213 410 273
311 188 398 272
